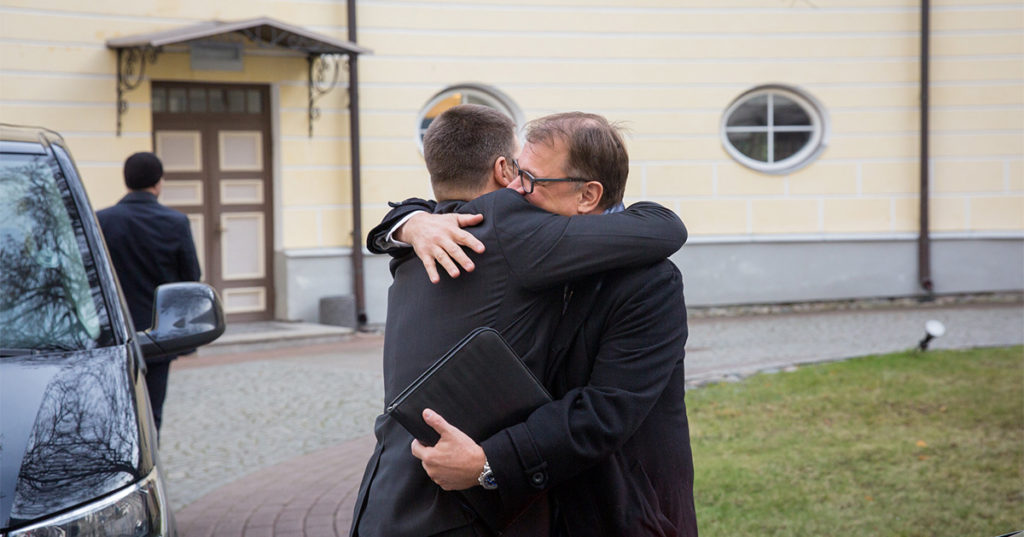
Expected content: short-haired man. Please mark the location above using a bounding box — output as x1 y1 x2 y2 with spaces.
350 105 687 537
97 152 201 433
375 112 697 536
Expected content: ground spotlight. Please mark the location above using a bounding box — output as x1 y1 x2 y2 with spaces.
917 320 946 351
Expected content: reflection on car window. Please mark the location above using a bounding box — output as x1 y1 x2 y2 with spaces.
0 154 111 351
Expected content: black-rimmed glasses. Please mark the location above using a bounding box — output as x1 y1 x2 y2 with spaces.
512 159 588 194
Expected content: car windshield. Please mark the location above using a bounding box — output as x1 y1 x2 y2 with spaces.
0 152 113 353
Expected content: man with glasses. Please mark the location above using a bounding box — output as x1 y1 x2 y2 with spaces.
350 105 688 537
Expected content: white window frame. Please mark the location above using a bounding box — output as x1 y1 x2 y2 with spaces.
415 83 524 153
720 84 829 175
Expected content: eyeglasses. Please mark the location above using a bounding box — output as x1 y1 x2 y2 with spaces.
512 159 588 194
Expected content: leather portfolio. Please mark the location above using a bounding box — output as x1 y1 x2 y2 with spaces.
386 327 552 446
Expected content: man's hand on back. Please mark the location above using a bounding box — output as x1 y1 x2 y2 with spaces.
410 409 487 491
396 213 486 284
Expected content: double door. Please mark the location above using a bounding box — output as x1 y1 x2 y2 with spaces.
152 81 273 321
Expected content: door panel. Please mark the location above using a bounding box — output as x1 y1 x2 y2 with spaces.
220 179 264 205
222 287 267 315
218 131 263 171
186 214 206 281
161 180 203 206
152 81 273 321
220 212 266 280
155 131 203 172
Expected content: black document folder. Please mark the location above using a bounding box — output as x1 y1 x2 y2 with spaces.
386 327 552 446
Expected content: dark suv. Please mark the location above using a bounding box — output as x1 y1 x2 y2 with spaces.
0 125 225 536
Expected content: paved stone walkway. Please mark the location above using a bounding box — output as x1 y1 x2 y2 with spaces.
164 301 1024 537
174 435 376 537
163 337 384 514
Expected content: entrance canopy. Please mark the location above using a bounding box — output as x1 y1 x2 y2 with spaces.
106 17 371 56
106 17 371 136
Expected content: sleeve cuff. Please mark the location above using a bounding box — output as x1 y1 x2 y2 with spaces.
480 422 548 508
381 210 423 249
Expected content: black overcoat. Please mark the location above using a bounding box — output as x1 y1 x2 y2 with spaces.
481 260 697 537
96 191 201 359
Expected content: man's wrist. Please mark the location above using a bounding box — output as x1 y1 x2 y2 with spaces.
384 211 423 248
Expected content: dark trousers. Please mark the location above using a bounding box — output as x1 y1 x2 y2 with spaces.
145 360 172 431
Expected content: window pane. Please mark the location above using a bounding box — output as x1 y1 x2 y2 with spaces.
227 90 246 113
0 154 110 349
465 94 491 106
426 94 461 121
209 89 226 113
168 88 188 113
151 87 166 113
728 132 768 162
774 131 811 161
247 89 262 114
727 95 768 127
774 95 811 126
189 88 207 113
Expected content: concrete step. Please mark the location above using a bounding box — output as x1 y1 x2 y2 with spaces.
200 321 356 356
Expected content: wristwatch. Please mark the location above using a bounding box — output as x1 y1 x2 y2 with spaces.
478 460 498 490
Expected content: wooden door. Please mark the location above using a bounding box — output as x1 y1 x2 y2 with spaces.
152 82 274 321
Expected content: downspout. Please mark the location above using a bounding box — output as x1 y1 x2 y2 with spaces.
348 0 368 326
918 0 934 296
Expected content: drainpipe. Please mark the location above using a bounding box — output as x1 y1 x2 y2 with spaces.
918 0 934 297
348 0 368 326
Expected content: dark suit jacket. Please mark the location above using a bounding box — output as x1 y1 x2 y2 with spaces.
97 191 201 358
351 188 686 537
481 261 697 537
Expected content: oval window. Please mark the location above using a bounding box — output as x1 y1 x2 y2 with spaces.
415 84 523 152
721 85 828 174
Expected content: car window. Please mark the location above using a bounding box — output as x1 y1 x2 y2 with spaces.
0 153 114 352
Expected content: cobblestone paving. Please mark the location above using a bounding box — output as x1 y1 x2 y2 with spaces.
161 301 1024 533
161 350 384 512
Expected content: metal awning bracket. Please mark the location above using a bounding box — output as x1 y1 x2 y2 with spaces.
115 47 159 136
308 53 348 137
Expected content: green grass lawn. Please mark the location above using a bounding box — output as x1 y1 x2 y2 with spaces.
689 346 1023 537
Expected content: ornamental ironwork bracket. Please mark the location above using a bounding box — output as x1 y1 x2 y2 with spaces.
115 47 159 136
308 54 347 138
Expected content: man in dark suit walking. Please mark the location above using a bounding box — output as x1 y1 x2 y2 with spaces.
350 105 687 537
374 112 697 536
97 152 201 432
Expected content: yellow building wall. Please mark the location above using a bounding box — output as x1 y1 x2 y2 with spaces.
354 0 1023 239
2 1 1021 248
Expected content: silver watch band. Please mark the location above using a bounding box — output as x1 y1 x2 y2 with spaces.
478 460 498 490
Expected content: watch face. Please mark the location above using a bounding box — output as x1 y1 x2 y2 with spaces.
480 469 498 490
479 461 498 489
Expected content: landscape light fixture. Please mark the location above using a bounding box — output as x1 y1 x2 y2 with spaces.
917 319 946 351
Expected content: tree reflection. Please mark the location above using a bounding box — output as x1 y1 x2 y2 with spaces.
9 349 138 522
0 156 104 351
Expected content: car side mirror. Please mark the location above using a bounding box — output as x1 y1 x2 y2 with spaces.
137 282 226 358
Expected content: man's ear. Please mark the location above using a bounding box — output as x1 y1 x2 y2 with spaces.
576 181 604 214
492 156 513 188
